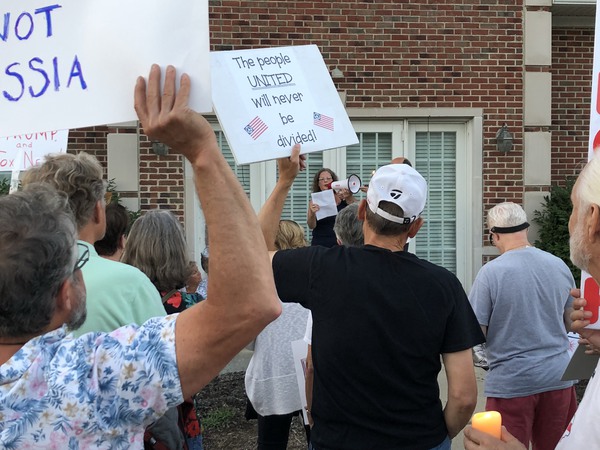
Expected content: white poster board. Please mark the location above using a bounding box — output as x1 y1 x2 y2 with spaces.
1 1 210 138
1 130 69 171
291 339 310 424
211 45 358 165
311 190 337 220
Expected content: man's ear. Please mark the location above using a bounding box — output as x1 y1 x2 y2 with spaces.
358 199 367 221
407 217 424 238
93 200 104 225
118 234 127 251
588 204 600 243
55 277 73 313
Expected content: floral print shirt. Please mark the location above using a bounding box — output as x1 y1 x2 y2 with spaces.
0 315 183 449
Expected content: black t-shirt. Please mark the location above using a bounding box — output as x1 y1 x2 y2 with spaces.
273 245 484 450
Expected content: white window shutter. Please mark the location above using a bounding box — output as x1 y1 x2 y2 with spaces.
415 131 457 274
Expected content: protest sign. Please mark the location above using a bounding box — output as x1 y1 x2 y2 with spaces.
581 3 600 329
211 45 358 165
1 130 68 171
291 339 309 424
1 1 210 138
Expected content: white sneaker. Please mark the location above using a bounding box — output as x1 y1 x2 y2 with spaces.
472 344 489 370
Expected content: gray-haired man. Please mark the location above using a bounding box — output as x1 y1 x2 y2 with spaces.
469 202 576 450
0 65 280 448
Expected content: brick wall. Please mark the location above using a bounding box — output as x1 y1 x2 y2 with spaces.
138 136 186 217
68 126 110 178
211 0 525 215
552 26 594 185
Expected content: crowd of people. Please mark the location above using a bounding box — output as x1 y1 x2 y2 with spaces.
1 63 600 450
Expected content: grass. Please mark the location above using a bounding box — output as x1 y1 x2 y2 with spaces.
202 406 236 429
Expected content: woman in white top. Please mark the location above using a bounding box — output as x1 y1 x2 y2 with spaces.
245 220 311 450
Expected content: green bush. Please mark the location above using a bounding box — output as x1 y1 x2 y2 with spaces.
532 177 580 281
0 178 9 196
106 178 141 228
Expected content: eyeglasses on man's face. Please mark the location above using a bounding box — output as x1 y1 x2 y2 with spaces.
74 243 90 272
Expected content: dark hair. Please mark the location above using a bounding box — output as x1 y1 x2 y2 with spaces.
365 201 412 236
95 203 129 257
311 168 338 193
0 183 76 337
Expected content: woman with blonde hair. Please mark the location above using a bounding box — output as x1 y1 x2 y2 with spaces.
245 219 311 449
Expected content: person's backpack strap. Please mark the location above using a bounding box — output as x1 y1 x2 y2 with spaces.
161 289 178 304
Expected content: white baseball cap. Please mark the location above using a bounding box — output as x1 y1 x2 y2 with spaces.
366 164 427 224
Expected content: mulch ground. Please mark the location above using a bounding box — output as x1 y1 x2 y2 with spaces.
198 372 591 450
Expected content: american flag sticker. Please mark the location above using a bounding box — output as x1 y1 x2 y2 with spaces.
313 112 334 131
244 116 268 140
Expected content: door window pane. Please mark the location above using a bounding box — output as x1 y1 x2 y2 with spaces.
216 131 251 198
415 131 457 274
347 132 393 188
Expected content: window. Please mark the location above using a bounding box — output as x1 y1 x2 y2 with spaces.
346 131 393 189
407 123 469 285
414 131 458 273
280 151 323 240
216 131 251 198
188 118 479 287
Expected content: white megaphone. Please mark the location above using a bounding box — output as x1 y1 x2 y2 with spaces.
331 174 362 194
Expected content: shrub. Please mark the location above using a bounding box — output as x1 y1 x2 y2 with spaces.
0 178 9 196
106 178 141 228
532 177 580 281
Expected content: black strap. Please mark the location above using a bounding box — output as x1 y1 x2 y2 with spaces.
491 222 529 234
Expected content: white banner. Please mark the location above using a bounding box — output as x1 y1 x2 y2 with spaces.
1 1 210 138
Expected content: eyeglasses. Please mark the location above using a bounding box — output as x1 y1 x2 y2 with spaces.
74 243 90 272
318 177 333 182
489 232 495 246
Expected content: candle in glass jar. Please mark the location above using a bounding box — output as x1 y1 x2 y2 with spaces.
472 411 502 439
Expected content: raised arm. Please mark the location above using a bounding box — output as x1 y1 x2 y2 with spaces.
307 201 318 230
257 144 304 250
134 65 281 399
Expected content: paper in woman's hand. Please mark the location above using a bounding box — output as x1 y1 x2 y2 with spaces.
311 190 337 220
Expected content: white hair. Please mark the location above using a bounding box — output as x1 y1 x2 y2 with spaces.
487 202 528 229
577 152 600 209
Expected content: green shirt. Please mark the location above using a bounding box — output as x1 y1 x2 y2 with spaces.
73 241 166 337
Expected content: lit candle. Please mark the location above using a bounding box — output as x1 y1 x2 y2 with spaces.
472 411 502 439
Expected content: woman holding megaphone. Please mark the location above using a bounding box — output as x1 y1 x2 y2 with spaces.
307 168 357 247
